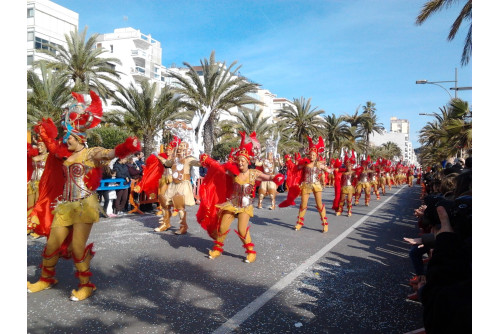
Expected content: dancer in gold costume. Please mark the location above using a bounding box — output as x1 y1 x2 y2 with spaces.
27 91 141 301
198 132 284 263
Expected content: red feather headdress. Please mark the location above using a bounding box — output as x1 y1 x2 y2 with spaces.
306 136 325 155
62 91 103 142
234 131 259 162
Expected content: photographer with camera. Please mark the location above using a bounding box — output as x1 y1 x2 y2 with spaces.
420 195 472 334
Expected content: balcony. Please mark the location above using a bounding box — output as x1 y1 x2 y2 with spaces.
131 66 148 82
131 49 147 59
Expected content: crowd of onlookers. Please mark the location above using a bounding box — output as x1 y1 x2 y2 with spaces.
97 151 145 217
403 156 472 333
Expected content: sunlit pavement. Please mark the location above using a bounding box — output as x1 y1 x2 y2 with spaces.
28 184 424 333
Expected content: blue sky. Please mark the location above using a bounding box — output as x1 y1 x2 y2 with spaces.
52 0 471 148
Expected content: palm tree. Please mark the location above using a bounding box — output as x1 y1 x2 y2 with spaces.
323 114 351 159
27 62 73 130
35 27 124 102
167 50 262 155
277 97 325 145
110 81 184 157
418 98 471 164
381 141 402 160
360 111 385 155
228 107 275 140
341 106 371 157
342 106 368 129
444 98 471 156
362 101 377 115
416 0 472 66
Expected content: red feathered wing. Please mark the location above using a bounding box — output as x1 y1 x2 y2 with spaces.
28 153 65 237
136 154 164 195
196 162 232 239
279 163 303 207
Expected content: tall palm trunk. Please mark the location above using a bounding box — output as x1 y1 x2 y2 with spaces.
203 116 215 155
142 133 155 158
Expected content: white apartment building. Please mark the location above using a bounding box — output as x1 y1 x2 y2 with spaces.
27 0 78 66
369 130 418 166
390 117 410 135
95 28 167 97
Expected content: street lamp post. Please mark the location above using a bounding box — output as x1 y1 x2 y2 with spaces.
416 68 458 99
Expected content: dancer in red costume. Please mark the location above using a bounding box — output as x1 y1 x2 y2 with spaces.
407 165 415 187
416 167 422 185
354 156 372 206
197 132 284 263
27 91 141 301
279 136 333 233
331 157 343 211
336 152 357 217
27 139 48 239
367 157 381 201
383 160 393 192
372 158 384 197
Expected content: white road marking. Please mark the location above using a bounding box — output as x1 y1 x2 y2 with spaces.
213 186 405 334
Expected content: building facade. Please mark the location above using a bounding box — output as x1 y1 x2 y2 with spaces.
369 130 418 166
390 117 410 136
27 0 78 66
95 27 167 98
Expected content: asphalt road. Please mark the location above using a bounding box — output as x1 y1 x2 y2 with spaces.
27 183 425 334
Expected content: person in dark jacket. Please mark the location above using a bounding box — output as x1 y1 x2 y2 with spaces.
112 158 131 215
421 203 472 334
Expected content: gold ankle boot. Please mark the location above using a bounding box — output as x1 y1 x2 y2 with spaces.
236 227 256 263
294 207 307 231
70 244 96 301
208 229 229 259
174 210 188 235
27 249 60 293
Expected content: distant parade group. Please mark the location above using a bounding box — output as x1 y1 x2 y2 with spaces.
27 91 418 301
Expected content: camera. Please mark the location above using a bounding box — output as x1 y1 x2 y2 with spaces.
422 195 472 238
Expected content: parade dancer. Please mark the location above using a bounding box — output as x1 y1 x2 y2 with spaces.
331 157 343 211
407 165 415 187
384 160 394 193
279 136 333 233
27 91 141 301
154 132 201 235
367 157 381 201
354 156 371 206
27 139 48 238
336 152 357 217
197 131 284 263
255 137 279 210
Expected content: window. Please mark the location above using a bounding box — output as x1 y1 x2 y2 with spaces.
35 37 59 54
27 55 34 65
96 43 102 49
27 8 34 18
27 31 34 41
110 45 113 53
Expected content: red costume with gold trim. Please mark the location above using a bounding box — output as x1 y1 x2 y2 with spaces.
336 151 356 217
197 132 283 263
27 91 141 301
279 136 331 233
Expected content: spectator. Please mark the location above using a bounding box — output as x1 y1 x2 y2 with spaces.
127 156 142 181
112 157 131 215
199 165 208 177
133 151 145 171
97 165 116 218
277 164 287 193
421 202 472 333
